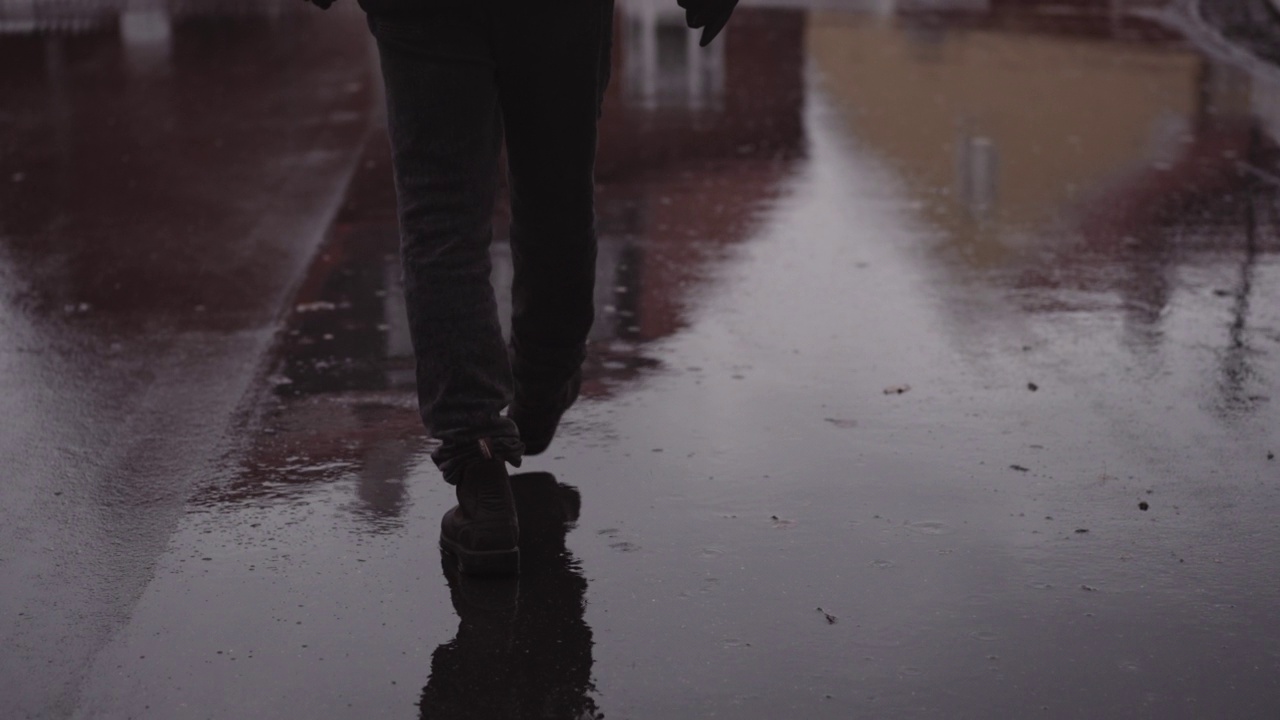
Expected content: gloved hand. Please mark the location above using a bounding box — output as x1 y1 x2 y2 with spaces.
303 0 335 9
677 0 739 47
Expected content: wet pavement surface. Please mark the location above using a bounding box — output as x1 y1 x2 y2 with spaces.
0 3 377 716
3 0 1280 718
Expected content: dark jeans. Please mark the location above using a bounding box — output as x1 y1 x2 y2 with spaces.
367 0 613 483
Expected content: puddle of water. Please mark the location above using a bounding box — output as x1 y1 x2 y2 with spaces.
64 1 1280 718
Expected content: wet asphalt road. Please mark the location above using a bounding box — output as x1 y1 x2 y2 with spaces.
3 0 1280 718
0 3 378 716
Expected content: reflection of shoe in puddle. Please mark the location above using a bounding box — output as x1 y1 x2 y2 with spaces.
511 471 581 542
421 473 601 720
440 555 519 619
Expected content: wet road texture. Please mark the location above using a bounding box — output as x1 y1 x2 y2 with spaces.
2 0 1279 718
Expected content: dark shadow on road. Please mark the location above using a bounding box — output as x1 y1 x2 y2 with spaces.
421 474 599 720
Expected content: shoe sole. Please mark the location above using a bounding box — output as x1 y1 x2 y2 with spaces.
439 536 520 576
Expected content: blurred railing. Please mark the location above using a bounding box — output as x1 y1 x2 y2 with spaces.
0 0 303 34
0 0 1178 35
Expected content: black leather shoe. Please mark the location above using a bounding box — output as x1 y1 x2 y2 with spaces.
509 372 582 456
440 456 519 576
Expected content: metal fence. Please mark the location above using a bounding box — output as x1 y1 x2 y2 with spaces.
0 0 304 34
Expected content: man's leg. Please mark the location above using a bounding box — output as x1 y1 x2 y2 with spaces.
370 11 521 574
496 0 615 454
369 11 524 481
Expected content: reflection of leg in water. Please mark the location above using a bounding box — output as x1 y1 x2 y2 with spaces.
420 473 600 719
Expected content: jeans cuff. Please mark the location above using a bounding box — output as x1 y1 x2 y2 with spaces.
434 436 525 485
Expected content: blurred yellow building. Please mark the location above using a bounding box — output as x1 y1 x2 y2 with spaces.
808 7 1212 265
